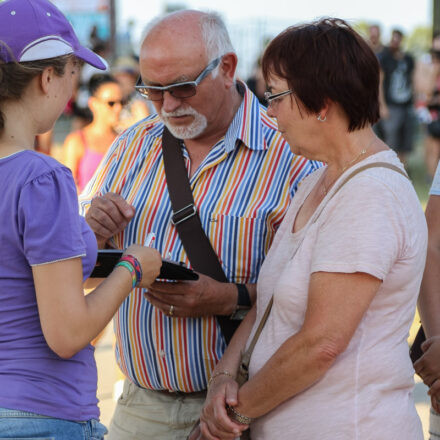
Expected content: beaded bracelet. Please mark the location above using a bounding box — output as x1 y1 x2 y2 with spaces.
115 255 142 288
227 405 253 425
207 370 235 388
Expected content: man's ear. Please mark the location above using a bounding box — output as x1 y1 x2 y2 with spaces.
219 52 238 89
39 66 55 95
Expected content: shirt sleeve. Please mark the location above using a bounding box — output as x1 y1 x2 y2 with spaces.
18 166 86 265
429 161 440 196
310 177 406 280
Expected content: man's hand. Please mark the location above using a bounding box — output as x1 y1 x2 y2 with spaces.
414 336 440 387
85 193 135 248
144 273 237 318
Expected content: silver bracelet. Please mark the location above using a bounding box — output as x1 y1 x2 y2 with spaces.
207 370 235 388
227 405 253 425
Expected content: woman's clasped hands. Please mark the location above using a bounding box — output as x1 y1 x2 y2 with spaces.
190 374 248 440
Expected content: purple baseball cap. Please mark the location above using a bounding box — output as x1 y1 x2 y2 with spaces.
0 0 107 69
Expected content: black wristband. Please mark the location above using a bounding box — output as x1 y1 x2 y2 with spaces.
235 283 251 307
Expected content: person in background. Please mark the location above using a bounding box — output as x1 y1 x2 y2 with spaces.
63 74 123 192
415 35 440 179
367 23 384 55
378 28 415 167
0 1 162 439
415 160 440 440
367 23 386 140
246 55 266 104
80 9 319 439
199 18 427 440
112 56 151 131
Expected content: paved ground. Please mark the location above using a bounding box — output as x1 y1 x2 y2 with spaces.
95 324 433 438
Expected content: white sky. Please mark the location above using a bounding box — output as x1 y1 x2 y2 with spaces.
120 0 432 37
118 0 432 77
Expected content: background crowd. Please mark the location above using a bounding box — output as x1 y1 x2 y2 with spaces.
35 20 439 203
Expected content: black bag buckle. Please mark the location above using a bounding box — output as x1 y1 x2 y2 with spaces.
171 203 197 226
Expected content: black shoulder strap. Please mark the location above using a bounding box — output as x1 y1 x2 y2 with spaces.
161 127 239 343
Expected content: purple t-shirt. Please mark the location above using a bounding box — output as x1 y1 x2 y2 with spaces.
0 150 99 421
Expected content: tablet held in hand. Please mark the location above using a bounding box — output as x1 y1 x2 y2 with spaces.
90 249 199 281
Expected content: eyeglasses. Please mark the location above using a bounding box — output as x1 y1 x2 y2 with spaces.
264 89 293 106
135 56 222 101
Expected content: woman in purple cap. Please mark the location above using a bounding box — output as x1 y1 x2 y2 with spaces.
0 0 162 439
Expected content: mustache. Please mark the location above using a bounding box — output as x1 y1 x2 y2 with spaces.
161 106 198 118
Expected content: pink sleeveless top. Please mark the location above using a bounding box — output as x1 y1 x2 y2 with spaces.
77 130 105 191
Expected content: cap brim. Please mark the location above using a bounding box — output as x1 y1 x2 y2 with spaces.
74 45 108 70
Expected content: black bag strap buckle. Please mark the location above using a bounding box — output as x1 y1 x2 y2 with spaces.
171 203 197 226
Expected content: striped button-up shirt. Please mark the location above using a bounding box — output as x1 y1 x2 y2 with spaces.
80 84 320 392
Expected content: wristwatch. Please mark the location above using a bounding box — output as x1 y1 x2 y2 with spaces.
230 283 251 320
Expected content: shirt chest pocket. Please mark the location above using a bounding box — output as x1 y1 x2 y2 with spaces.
207 213 270 283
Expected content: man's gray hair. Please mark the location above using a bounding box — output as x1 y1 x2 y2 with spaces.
199 12 235 60
142 10 235 61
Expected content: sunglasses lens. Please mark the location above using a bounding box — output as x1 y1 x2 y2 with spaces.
169 84 197 99
138 83 197 101
147 89 164 101
106 100 125 107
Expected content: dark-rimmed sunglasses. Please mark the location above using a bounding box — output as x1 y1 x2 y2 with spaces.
135 56 222 101
97 98 127 108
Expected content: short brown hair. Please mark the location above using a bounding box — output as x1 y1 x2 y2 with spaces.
262 18 380 131
0 50 73 132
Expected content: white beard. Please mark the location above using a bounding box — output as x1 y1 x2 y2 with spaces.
160 106 208 139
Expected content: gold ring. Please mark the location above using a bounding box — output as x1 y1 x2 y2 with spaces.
169 305 174 317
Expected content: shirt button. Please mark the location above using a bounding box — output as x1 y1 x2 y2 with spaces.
159 350 166 358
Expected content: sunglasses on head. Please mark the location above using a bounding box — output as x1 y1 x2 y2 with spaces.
135 56 222 101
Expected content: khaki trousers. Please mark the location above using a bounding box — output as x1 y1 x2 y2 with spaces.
106 379 205 440
430 408 440 440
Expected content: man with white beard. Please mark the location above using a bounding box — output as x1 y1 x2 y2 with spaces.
80 9 318 439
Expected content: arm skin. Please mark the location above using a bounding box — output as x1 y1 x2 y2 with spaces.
85 192 257 317
199 271 381 440
414 195 440 411
378 69 389 120
32 244 162 359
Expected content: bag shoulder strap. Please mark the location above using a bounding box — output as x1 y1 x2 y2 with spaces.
242 160 409 358
311 161 408 224
161 127 238 343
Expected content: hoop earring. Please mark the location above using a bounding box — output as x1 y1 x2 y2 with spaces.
317 114 327 122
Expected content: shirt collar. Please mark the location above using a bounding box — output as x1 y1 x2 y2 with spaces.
223 81 267 153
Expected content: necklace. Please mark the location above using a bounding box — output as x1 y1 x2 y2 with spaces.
321 137 377 195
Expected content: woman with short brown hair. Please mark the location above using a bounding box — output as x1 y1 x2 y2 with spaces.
198 18 427 440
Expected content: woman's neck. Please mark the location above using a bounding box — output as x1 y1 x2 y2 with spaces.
320 127 389 195
0 101 37 156
324 129 387 172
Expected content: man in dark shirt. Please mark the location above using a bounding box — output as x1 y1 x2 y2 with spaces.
378 29 415 166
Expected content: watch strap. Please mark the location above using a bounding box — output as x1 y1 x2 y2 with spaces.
236 283 251 307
